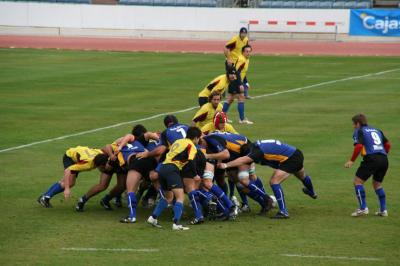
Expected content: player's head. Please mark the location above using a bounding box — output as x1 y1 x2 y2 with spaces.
239 27 248 40
163 115 178 128
352 113 368 128
186 126 202 144
226 66 237 81
94 153 110 172
242 44 252 59
208 91 221 108
240 143 252 156
131 124 147 137
213 111 227 131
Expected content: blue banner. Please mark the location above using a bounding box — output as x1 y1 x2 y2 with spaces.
350 9 400 37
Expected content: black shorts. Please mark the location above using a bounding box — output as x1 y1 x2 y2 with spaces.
127 156 157 179
63 154 79 176
159 163 183 191
198 97 208 107
104 159 126 176
279 149 304 174
228 79 243 94
356 154 388 183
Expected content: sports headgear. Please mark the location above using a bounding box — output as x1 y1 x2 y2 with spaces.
213 112 227 129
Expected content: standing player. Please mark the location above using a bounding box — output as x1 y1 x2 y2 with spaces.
344 114 391 217
218 139 317 219
37 146 110 208
201 111 238 135
192 92 223 128
224 27 249 70
235 45 252 99
198 67 238 107
147 127 202 230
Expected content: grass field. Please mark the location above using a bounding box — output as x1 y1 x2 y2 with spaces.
0 48 399 266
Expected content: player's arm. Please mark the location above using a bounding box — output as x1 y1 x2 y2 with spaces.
136 131 167 159
103 144 117 161
345 130 364 168
381 131 391 154
116 134 135 152
143 132 160 142
219 156 253 169
224 37 236 65
192 107 208 127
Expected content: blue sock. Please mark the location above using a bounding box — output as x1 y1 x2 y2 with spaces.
173 201 184 224
215 198 228 215
211 184 233 209
254 177 266 193
247 190 266 208
228 180 235 198
158 189 165 199
127 192 137 219
302 175 315 195
271 184 288 214
238 102 245 121
355 185 367 210
102 194 112 203
237 186 249 205
197 189 213 206
188 190 203 220
248 181 267 199
223 102 231 113
43 182 64 198
152 198 168 219
375 188 386 212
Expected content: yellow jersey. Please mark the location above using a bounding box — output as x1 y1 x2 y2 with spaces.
65 146 103 172
163 138 197 170
235 54 249 82
192 102 223 128
198 74 229 98
225 35 249 62
201 122 238 135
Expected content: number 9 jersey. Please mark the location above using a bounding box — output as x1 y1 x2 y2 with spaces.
353 126 388 156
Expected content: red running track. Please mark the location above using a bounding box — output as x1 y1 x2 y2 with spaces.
1 35 400 56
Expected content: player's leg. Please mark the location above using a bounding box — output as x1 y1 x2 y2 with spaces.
76 172 112 212
270 170 291 219
120 169 142 223
294 168 317 199
183 176 204 224
101 173 126 209
222 93 234 114
351 160 372 217
171 187 189 230
373 155 389 217
237 88 253 124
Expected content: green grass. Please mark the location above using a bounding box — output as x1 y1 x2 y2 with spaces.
0 48 399 266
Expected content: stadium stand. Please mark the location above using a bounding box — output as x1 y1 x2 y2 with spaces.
258 0 372 8
119 0 218 6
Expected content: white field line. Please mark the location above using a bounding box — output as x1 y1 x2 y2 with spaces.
61 247 159 252
281 253 383 262
1 67 399 154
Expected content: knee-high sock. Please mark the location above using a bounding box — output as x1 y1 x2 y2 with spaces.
375 188 386 212
211 184 233 209
271 184 288 214
173 201 184 224
237 185 249 205
223 102 231 113
238 102 245 121
248 181 267 199
228 180 235 198
188 190 203 220
152 198 168 219
302 175 315 195
43 182 64 198
254 177 266 193
197 189 213 206
355 185 367 210
127 192 137 219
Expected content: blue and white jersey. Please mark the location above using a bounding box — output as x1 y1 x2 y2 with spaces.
353 126 387 156
118 140 146 165
247 140 297 165
160 123 189 149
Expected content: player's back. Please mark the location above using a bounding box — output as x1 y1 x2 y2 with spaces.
353 126 387 156
162 123 189 147
66 146 102 163
118 140 146 166
256 140 296 162
206 132 248 160
164 138 197 170
226 35 249 62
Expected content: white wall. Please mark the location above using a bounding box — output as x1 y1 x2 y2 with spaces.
0 1 350 34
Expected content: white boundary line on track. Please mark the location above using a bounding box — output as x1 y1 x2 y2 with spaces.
281 253 383 261
1 67 399 154
61 247 159 252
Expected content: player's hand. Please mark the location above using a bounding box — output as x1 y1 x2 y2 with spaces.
136 151 148 159
217 163 227 169
344 161 354 168
110 154 117 161
226 59 233 66
64 189 71 199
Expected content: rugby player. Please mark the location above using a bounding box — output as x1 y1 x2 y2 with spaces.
235 45 252 99
344 114 391 217
201 111 237 135
224 27 249 69
192 91 223 128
